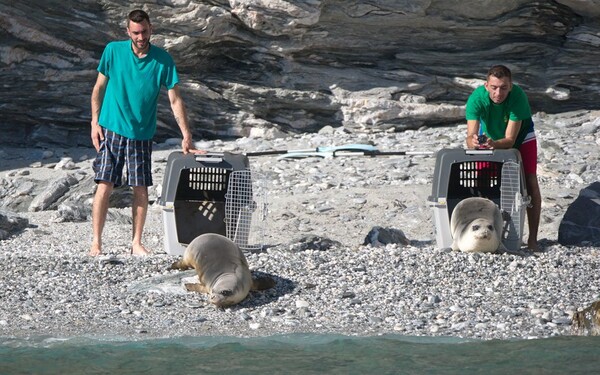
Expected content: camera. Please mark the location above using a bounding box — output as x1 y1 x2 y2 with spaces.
477 134 488 144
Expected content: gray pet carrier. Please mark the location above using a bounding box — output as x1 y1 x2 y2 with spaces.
158 152 265 255
427 148 530 251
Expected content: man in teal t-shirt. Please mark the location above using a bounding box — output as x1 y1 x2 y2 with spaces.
465 65 542 252
89 9 200 257
96 39 178 140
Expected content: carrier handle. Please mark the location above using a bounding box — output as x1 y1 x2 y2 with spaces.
465 149 493 155
195 152 224 163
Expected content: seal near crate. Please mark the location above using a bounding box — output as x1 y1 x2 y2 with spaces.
428 148 530 252
450 197 507 253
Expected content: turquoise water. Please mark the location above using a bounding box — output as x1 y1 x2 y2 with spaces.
1 334 599 374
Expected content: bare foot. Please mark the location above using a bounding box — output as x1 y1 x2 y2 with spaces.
89 241 102 256
527 239 541 252
131 243 151 256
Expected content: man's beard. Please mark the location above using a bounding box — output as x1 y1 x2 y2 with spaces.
132 39 149 50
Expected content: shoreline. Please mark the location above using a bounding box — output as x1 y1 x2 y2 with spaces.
1 113 599 341
0 223 597 341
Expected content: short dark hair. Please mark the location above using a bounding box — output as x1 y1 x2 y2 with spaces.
128 9 150 25
487 65 512 81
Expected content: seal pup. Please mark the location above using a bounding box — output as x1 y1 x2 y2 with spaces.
170 233 275 307
450 197 506 253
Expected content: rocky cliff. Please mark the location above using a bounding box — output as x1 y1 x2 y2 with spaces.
1 0 599 146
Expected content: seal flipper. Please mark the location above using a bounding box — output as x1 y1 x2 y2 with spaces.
170 259 193 270
450 240 460 252
251 276 276 291
184 282 210 294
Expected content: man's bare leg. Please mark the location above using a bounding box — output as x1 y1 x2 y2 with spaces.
90 181 113 256
525 173 541 252
131 185 151 256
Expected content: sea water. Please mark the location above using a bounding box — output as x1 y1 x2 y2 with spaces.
1 334 599 374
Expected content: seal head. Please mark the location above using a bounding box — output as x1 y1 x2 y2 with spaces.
450 197 506 253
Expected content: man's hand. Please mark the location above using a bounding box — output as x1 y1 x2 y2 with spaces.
472 134 492 149
168 86 206 155
181 137 206 155
90 72 108 151
91 122 104 152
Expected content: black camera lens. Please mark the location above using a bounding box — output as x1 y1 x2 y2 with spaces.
477 134 487 144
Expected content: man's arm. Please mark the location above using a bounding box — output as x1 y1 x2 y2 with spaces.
167 85 196 154
91 72 108 151
489 120 521 149
466 119 521 149
466 119 480 149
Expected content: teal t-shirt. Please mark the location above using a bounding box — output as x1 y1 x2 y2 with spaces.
97 40 179 140
465 84 533 148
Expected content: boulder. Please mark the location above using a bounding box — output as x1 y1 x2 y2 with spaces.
28 175 79 212
287 234 343 252
558 182 600 246
572 300 600 336
363 226 410 247
0 210 29 240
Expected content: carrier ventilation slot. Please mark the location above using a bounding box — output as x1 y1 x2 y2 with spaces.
458 161 500 188
187 167 228 191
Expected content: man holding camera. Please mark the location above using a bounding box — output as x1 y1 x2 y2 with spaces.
465 64 542 252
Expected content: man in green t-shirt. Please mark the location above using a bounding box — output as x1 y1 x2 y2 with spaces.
465 65 542 252
89 9 201 256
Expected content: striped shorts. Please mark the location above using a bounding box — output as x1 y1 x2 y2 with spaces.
93 128 153 187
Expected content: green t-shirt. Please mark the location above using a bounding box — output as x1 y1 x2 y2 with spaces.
97 40 179 140
465 84 533 148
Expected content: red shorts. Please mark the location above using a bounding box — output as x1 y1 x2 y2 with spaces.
474 137 537 178
518 138 537 175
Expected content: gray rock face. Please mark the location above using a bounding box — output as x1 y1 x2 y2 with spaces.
1 1 600 146
558 182 600 246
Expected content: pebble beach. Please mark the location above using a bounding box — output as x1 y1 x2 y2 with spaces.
1 110 599 341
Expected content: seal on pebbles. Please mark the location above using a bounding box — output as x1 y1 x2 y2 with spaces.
170 233 275 307
450 197 507 253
